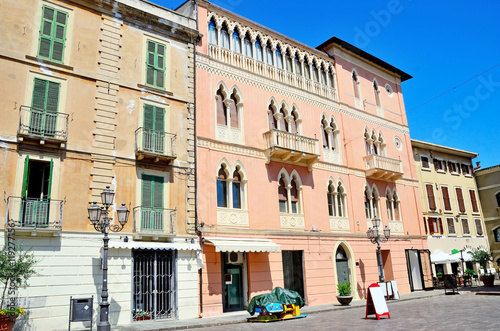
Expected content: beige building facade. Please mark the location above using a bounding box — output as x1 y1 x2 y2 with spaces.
475 165 500 266
412 139 489 275
0 0 199 329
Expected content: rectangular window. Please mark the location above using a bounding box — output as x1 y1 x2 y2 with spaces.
433 159 443 171
328 193 335 217
421 156 430 169
232 182 241 209
141 174 164 231
38 5 68 62
448 161 457 173
474 219 483 236
143 104 165 154
441 186 451 211
426 184 436 210
456 187 465 212
461 164 471 175
146 40 166 89
461 218 470 235
31 78 60 137
469 189 479 213
446 217 455 234
217 179 227 208
427 217 442 235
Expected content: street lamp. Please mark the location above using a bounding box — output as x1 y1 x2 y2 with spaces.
88 186 129 331
367 217 391 282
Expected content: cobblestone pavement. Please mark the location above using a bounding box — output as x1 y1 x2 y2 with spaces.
198 294 500 331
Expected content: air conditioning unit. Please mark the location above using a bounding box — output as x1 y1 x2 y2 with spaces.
227 252 244 264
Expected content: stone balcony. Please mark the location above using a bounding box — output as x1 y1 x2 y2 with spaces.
263 129 320 170
363 154 403 181
135 127 176 163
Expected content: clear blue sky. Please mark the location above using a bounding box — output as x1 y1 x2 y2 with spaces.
160 0 500 168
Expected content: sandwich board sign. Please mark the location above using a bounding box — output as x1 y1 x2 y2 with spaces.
365 283 390 320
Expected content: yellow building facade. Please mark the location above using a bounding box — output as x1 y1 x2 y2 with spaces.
0 0 199 329
412 139 489 276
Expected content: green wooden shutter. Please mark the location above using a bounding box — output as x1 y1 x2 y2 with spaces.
154 107 165 132
144 104 155 130
22 156 30 198
47 159 53 199
142 174 153 208
153 176 164 209
31 78 60 137
38 6 67 62
32 78 47 110
146 40 166 88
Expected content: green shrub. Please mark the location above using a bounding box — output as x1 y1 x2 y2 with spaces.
337 281 351 296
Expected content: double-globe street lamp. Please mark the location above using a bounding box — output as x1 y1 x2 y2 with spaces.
367 217 391 282
88 186 130 331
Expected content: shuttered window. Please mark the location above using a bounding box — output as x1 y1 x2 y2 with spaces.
441 186 451 211
146 40 166 89
446 218 455 234
142 174 164 209
469 190 479 213
143 104 165 153
38 5 67 62
426 184 436 210
31 78 60 137
474 219 483 236
456 188 466 212
421 156 429 169
461 218 470 235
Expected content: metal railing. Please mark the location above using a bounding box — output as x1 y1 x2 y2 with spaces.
364 154 403 174
133 206 176 235
208 44 337 100
263 129 319 155
5 196 63 229
135 128 176 158
18 105 69 141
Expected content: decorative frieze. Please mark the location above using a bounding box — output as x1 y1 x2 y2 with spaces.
217 208 249 228
330 217 350 232
280 213 305 230
389 220 404 234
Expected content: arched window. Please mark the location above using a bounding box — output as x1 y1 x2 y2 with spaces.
230 91 239 128
304 61 311 79
285 50 292 72
265 42 273 65
372 190 379 218
220 23 230 49
337 183 345 217
232 168 242 209
278 176 288 213
290 178 299 214
232 28 241 53
276 46 283 69
393 192 400 221
255 37 263 62
294 55 302 75
322 119 329 148
288 109 298 134
352 70 360 99
386 192 393 220
208 19 217 45
329 119 337 151
364 189 372 219
328 69 334 87
216 88 227 125
244 33 252 57
268 103 276 130
279 106 288 132
312 63 319 82
328 184 336 216
320 65 327 85
217 165 228 207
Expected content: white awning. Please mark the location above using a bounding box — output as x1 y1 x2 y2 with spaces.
203 237 281 253
108 240 200 251
430 250 473 264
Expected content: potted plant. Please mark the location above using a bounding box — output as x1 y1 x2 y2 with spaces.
336 281 353 306
0 245 38 331
136 311 151 321
470 249 494 287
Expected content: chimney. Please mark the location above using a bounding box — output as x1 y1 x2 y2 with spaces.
473 161 481 171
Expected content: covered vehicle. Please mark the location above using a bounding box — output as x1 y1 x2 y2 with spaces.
248 287 304 315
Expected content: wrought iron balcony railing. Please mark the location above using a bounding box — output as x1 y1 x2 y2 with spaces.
18 105 69 142
133 206 176 235
5 196 63 230
135 128 176 161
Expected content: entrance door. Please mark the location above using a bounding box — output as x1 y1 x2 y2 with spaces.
406 249 434 291
282 250 305 299
222 252 245 311
335 246 350 284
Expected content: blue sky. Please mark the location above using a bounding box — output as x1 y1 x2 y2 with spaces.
161 0 500 168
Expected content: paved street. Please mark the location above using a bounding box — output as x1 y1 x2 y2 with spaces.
198 294 500 331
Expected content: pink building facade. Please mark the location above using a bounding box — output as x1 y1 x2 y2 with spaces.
178 0 430 317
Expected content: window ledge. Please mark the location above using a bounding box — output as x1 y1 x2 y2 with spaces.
421 167 431 171
443 210 454 214
26 55 73 71
436 169 446 174
450 172 459 176
464 174 473 178
137 84 173 96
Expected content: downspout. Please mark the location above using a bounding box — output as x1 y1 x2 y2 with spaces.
191 0 203 319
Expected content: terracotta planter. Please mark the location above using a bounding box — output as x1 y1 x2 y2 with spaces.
480 275 495 287
336 295 353 306
0 315 17 331
136 315 151 321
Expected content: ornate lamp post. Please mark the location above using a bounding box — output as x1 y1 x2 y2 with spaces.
367 217 391 282
88 186 129 331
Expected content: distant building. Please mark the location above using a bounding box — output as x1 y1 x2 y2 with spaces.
0 0 198 328
475 165 500 267
178 0 430 317
412 140 489 276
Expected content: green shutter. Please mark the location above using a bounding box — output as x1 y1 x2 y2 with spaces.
22 156 30 198
142 174 163 209
32 78 47 110
143 104 155 130
153 176 164 209
47 159 53 199
31 78 60 137
142 174 153 208
155 107 165 132
146 40 166 88
38 6 67 62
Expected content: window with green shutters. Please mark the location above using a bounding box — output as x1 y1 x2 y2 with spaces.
31 78 60 137
141 174 164 231
143 104 165 154
145 40 166 89
38 5 68 63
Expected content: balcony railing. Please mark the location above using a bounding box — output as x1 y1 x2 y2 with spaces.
133 206 176 236
363 154 403 181
18 105 69 142
208 44 337 100
5 197 63 230
135 128 176 161
263 129 320 169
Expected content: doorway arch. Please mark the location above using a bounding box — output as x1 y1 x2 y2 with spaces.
333 240 358 298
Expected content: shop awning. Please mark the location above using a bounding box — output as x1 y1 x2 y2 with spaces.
108 240 200 251
430 249 473 264
203 237 281 253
